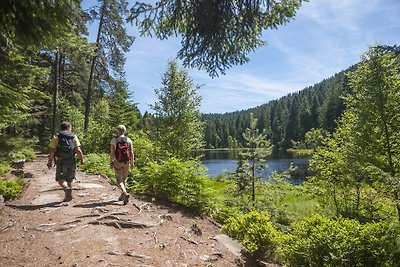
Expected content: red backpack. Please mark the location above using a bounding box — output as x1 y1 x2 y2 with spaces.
114 136 131 163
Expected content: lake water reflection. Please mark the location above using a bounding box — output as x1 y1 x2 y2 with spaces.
199 149 310 181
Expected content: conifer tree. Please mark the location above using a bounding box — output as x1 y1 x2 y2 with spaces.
237 113 272 205
150 60 204 159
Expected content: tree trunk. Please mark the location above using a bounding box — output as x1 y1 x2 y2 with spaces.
51 49 60 136
84 0 106 131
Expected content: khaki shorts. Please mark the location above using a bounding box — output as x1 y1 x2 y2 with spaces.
112 161 129 183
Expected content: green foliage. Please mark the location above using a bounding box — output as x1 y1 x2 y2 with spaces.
128 130 158 169
223 173 321 228
201 177 243 223
0 162 11 177
84 0 134 130
0 136 37 162
0 81 29 129
83 99 112 153
0 179 24 200
233 113 272 204
283 215 400 267
129 1 303 77
9 147 36 161
133 157 209 209
150 60 204 159
81 153 115 184
0 0 80 48
309 45 400 221
304 128 329 151
222 211 282 258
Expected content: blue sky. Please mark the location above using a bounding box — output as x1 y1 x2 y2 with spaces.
84 0 400 114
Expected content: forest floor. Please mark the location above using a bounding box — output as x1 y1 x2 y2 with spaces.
0 155 276 267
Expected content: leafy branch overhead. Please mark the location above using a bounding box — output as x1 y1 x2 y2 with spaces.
128 0 305 77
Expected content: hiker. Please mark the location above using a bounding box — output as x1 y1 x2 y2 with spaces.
47 121 85 202
110 124 134 205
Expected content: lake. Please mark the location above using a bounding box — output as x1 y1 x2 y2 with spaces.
199 149 310 182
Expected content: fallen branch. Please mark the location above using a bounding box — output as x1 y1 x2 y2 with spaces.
62 219 81 225
132 202 141 211
77 214 101 219
206 217 222 228
108 251 150 259
180 236 198 245
55 224 79 232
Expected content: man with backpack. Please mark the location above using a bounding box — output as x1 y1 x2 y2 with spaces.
110 124 134 205
47 121 85 202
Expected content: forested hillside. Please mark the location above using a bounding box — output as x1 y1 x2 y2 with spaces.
203 66 355 149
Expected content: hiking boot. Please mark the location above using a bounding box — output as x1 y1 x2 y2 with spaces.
63 188 72 202
123 192 130 205
118 192 125 201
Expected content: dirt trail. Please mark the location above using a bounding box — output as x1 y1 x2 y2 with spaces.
0 155 243 267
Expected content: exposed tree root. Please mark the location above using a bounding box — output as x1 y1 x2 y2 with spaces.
89 214 164 229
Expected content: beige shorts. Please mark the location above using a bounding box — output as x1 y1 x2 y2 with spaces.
112 161 129 183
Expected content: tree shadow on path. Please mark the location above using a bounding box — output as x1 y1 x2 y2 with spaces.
6 201 63 210
73 200 121 208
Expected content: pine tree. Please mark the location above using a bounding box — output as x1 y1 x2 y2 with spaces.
237 113 272 205
150 60 204 159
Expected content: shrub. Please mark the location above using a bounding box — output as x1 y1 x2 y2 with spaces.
222 211 282 259
81 153 115 183
9 147 36 161
135 157 209 209
0 136 37 162
0 179 24 200
283 214 400 267
0 162 11 177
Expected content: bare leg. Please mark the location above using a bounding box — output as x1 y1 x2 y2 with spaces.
58 180 72 202
58 180 68 190
119 181 127 194
119 179 129 205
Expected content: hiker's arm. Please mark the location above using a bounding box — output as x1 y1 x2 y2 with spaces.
129 144 134 169
47 148 56 168
75 146 85 165
110 144 115 167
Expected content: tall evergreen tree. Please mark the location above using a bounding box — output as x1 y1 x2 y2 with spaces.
150 60 204 159
84 0 134 130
